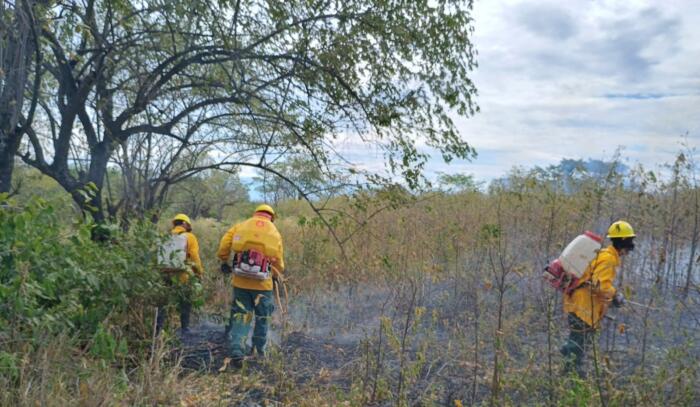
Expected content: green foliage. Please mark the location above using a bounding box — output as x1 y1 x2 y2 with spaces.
0 351 19 383
559 377 594 406
437 172 483 193
167 273 205 309
4 149 700 404
90 325 128 362
254 156 330 204
15 0 479 221
0 194 162 349
10 164 73 211
169 169 248 220
479 223 502 242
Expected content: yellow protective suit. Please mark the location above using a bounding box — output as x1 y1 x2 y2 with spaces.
217 214 285 291
171 225 203 284
563 246 619 328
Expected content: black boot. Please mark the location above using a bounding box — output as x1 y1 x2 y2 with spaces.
179 301 192 334
155 306 166 336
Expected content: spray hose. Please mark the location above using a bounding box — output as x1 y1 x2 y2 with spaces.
273 276 289 315
626 299 663 311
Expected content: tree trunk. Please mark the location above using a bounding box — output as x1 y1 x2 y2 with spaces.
0 136 21 193
84 141 111 223
54 141 112 225
0 0 39 193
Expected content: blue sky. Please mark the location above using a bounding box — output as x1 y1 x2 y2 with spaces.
425 0 700 182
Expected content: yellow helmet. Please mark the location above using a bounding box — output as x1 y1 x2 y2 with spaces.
172 213 192 225
607 220 635 238
254 204 275 219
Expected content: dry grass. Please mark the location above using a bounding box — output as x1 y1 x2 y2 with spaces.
5 162 700 405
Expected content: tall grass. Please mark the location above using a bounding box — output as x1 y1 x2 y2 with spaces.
3 153 700 405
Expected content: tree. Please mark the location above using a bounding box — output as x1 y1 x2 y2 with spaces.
106 132 218 222
17 0 479 225
0 0 46 194
437 172 482 193
254 156 336 204
168 168 249 220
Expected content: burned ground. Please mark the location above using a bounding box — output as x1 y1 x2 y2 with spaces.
174 273 700 405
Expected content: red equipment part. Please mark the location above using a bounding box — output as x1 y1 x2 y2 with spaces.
233 249 271 279
584 230 603 243
543 258 580 295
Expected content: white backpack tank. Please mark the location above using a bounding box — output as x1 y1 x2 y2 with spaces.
559 231 602 278
157 233 188 271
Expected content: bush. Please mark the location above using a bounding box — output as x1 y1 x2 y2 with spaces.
0 195 163 358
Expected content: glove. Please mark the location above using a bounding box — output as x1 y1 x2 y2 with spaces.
220 263 232 275
612 292 625 308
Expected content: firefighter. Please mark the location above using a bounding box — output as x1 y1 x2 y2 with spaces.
156 213 204 335
217 204 285 367
560 220 633 376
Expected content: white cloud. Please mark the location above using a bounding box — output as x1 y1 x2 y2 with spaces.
247 1 699 189
431 0 700 183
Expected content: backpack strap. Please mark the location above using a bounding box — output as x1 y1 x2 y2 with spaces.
567 271 592 295
566 250 604 295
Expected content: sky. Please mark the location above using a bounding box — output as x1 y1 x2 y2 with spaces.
435 0 700 182
243 0 700 193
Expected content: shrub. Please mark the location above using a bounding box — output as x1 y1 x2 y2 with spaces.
0 194 164 358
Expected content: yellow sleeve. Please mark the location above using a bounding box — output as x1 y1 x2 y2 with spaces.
187 233 204 275
217 225 236 262
591 256 617 301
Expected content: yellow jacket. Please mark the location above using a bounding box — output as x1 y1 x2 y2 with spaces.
171 225 203 283
217 214 285 291
563 246 619 328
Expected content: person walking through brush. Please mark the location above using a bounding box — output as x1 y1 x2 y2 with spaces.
217 204 285 367
156 214 204 335
560 220 634 377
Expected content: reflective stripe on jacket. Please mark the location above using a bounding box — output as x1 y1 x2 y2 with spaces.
563 245 619 328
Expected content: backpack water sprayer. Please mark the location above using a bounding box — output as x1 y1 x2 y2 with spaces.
543 231 602 294
232 249 272 280
157 233 188 273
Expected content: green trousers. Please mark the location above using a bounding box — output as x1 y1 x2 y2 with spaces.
560 313 595 376
155 275 194 335
227 287 274 359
